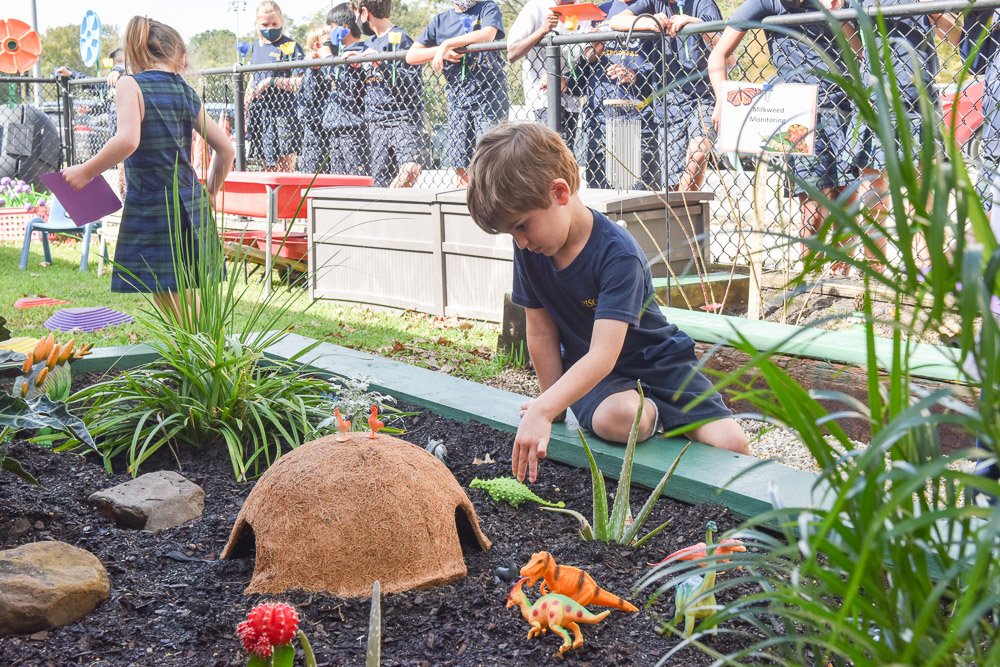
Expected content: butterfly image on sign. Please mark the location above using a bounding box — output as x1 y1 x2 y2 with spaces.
717 81 817 156
725 87 762 106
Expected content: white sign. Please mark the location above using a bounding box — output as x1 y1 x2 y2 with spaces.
717 82 818 156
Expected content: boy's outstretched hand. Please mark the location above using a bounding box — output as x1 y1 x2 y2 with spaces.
513 402 552 483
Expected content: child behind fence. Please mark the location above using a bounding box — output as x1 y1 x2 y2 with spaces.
350 0 425 187
298 25 336 173
245 0 304 172
320 4 371 176
406 0 510 187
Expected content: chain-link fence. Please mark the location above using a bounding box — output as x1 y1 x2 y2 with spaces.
7 0 994 278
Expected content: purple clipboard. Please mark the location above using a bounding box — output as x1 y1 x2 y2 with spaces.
40 172 122 227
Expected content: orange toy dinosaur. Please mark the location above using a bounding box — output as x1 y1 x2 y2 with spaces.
334 408 351 442
367 405 384 438
506 577 610 654
520 551 638 613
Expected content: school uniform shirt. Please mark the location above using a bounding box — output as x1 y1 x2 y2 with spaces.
596 0 660 103
851 0 939 108
608 0 721 102
361 26 425 123
507 0 591 113
322 42 368 131
248 35 305 89
962 8 1000 75
729 0 849 110
512 208 692 370
980 10 1000 166
418 1 507 108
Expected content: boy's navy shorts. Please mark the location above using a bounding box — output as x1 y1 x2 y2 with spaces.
252 104 301 167
977 160 999 212
661 96 715 188
570 345 733 434
447 103 507 170
779 106 855 197
845 107 928 174
329 126 370 176
370 120 426 187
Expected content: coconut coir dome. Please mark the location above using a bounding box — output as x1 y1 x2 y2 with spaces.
221 432 491 597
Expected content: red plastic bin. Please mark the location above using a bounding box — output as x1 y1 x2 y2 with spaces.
213 172 373 219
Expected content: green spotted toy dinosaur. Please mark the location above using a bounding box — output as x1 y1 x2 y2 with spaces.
469 477 565 509
506 577 610 654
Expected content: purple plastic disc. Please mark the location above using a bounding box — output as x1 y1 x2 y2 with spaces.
44 307 133 333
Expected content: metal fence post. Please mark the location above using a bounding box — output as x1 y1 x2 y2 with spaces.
232 68 246 171
545 43 562 134
58 77 75 167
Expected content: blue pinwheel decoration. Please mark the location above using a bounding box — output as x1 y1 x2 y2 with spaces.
79 10 102 68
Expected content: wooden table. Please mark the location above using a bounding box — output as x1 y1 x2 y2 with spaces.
215 172 372 294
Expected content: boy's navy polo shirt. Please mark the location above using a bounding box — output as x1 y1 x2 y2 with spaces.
852 0 938 108
729 0 849 110
248 35 305 88
418 1 506 107
322 42 368 131
598 0 660 103
512 209 692 371
609 0 722 102
962 8 1000 74
362 26 425 123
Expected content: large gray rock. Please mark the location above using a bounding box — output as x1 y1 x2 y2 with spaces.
0 541 110 635
88 470 205 531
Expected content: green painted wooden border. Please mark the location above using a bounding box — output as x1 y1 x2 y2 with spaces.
265 334 828 520
70 343 159 375
661 306 964 383
67 336 828 520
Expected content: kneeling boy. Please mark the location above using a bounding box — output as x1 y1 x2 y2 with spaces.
466 123 750 483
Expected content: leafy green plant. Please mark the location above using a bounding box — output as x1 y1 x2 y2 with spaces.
0 336 97 486
315 375 410 436
638 8 1000 664
542 385 690 546
61 169 334 480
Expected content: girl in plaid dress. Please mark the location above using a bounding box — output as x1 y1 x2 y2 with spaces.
64 16 234 314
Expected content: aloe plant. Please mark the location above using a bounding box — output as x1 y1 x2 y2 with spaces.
366 580 381 667
543 384 690 546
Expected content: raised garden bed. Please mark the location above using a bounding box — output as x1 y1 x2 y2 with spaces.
0 381 757 665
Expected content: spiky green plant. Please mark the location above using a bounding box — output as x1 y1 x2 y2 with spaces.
542 384 690 546
60 166 333 480
638 6 1000 665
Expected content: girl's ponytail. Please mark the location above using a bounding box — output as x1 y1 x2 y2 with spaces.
124 15 186 74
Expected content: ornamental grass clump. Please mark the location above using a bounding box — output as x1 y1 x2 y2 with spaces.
640 7 1000 665
542 385 689 546
62 170 332 480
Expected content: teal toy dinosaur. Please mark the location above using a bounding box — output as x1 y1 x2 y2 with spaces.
469 477 565 509
674 521 723 638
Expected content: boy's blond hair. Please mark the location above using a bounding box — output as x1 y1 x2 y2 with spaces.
466 123 580 234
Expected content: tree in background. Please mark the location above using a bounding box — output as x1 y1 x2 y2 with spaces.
189 29 240 70
39 24 122 78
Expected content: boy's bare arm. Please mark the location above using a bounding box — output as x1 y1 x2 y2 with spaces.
525 307 563 392
514 318 628 482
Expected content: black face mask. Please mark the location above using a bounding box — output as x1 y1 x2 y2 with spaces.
260 27 282 42
356 12 375 37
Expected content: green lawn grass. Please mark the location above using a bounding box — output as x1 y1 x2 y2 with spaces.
2 239 510 382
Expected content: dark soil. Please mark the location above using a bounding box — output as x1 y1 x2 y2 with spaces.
1 376 759 666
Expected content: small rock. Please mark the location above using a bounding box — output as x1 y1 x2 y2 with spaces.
32 521 44 530
0 541 110 635
88 471 204 531
8 516 32 538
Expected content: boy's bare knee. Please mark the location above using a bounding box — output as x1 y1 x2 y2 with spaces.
591 392 656 443
691 418 750 456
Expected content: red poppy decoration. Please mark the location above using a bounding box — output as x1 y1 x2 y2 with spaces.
0 19 42 75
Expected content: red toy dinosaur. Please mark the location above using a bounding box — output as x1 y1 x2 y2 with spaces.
368 405 384 438
520 551 638 612
648 537 746 567
334 408 351 442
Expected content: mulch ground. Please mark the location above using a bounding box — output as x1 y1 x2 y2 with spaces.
1 378 760 666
